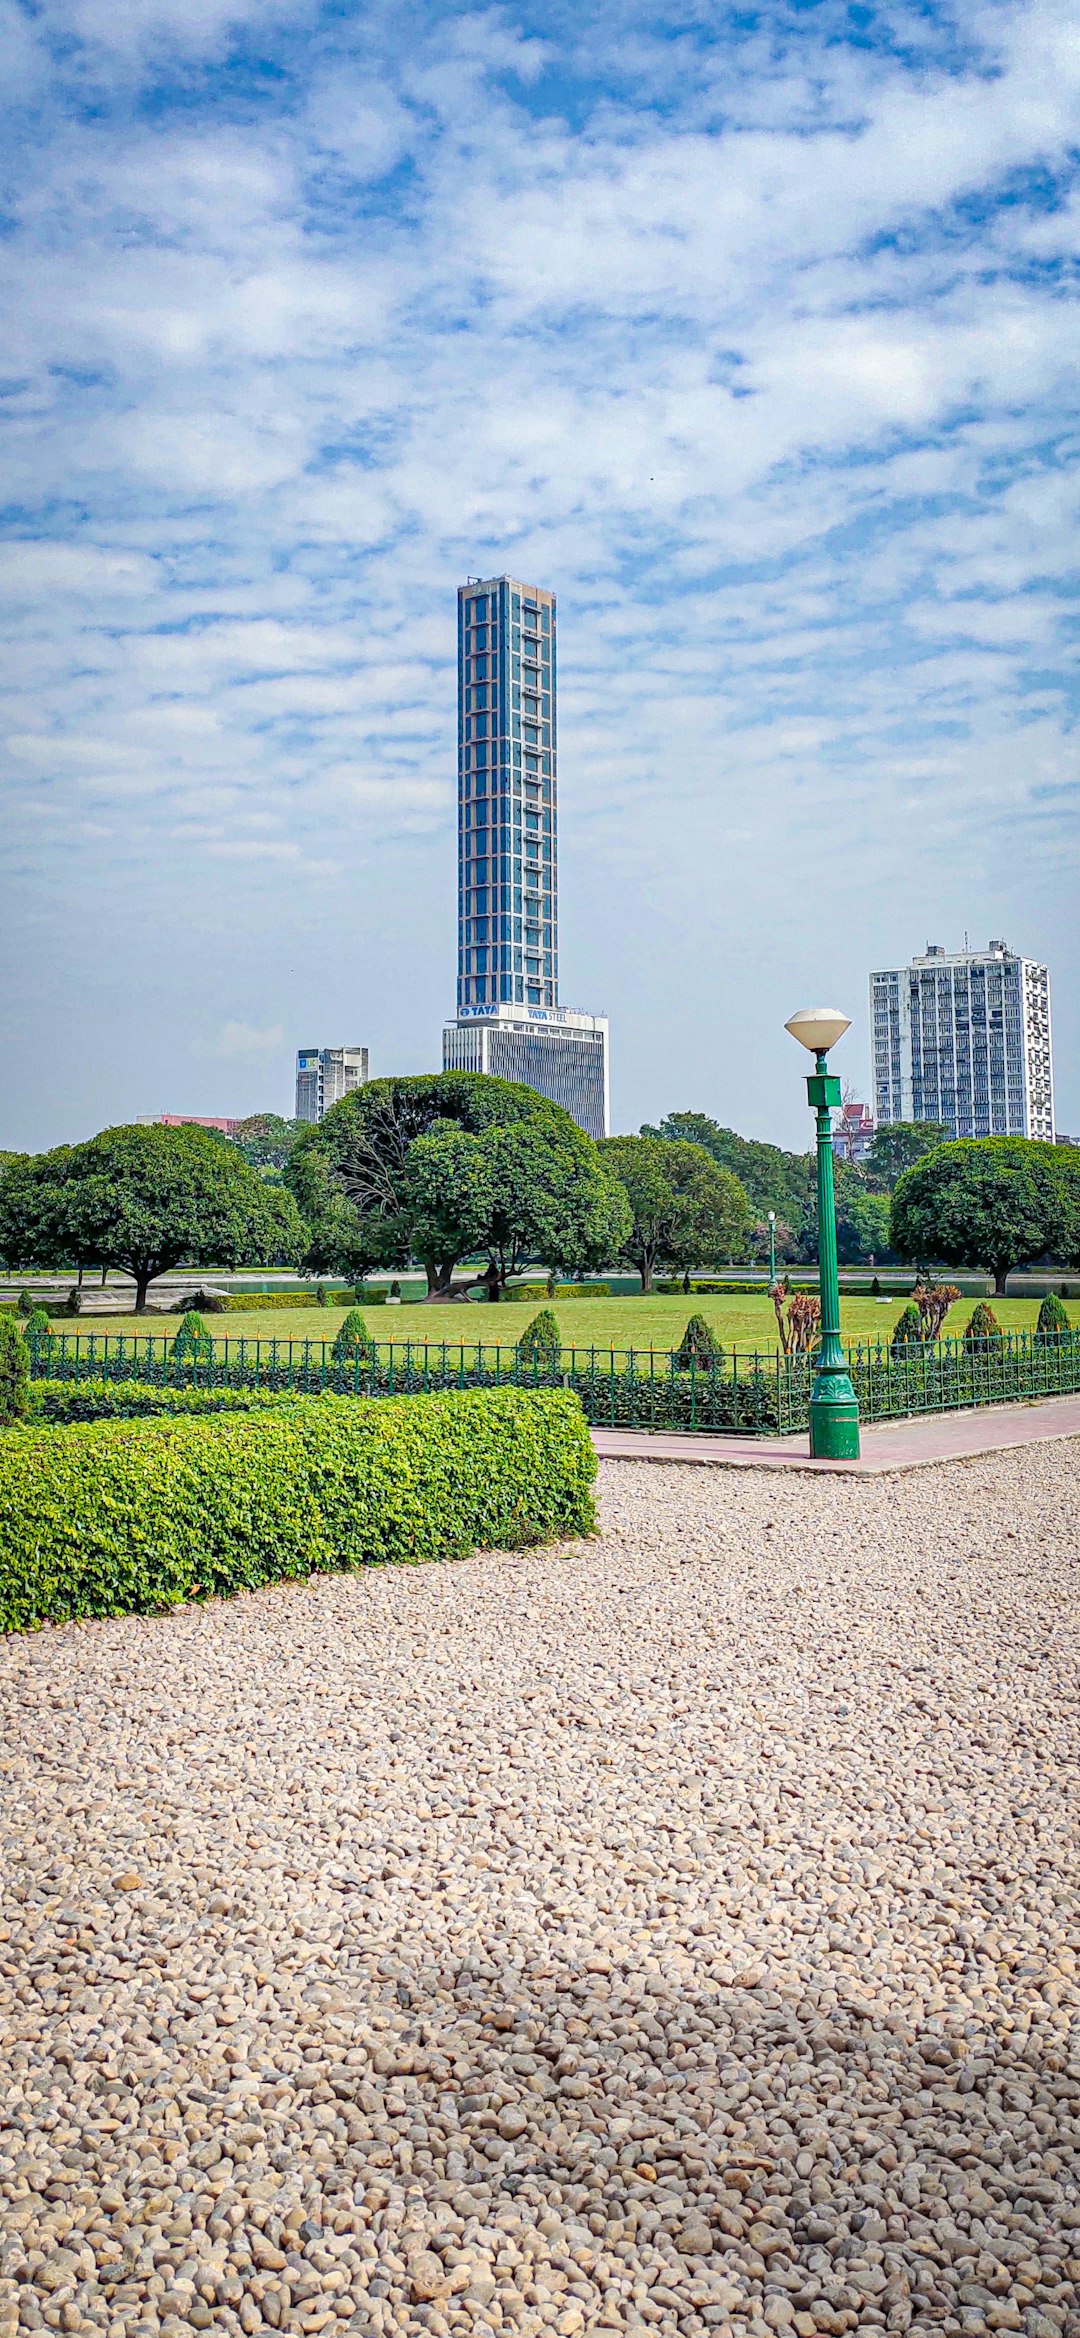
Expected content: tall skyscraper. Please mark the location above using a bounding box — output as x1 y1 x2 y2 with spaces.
443 573 609 1138
295 1045 369 1124
871 941 1054 1141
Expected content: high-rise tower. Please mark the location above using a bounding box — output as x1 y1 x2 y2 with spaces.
870 941 1055 1140
443 573 609 1137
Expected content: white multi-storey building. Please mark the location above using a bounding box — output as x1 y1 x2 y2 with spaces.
295 1045 369 1124
870 942 1055 1142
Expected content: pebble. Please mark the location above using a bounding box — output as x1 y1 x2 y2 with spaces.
0 1444 1077 2338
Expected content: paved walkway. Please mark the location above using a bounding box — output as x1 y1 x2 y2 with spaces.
592 1391 1080 1473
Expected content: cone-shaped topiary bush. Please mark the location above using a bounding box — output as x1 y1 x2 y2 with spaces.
0 1314 30 1425
17 1288 34 1318
891 1302 924 1348
964 1300 1002 1344
25 1306 52 1341
172 1310 211 1361
1035 1291 1070 1340
516 1308 561 1364
676 1313 723 1368
332 1309 371 1360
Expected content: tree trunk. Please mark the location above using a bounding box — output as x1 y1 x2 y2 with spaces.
994 1266 1009 1296
424 1259 443 1298
77 1263 85 1287
135 1269 151 1313
639 1258 653 1294
101 1264 108 1287
682 1269 691 1295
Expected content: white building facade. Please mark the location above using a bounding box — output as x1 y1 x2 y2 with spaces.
295 1045 369 1124
871 942 1054 1142
443 1004 609 1141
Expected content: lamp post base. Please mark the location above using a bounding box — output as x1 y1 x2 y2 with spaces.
809 1377 861 1460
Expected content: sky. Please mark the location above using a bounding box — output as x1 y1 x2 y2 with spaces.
1 0 1078 1153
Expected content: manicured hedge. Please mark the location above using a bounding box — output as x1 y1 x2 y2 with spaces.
27 1378 291 1424
0 1388 596 1633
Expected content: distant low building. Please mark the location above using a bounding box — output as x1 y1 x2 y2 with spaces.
295 1046 369 1124
871 940 1055 1142
832 1099 875 1163
137 1112 239 1137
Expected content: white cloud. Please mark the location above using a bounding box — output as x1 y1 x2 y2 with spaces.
0 0 1078 1148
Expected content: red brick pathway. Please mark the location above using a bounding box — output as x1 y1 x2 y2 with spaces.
591 1393 1080 1474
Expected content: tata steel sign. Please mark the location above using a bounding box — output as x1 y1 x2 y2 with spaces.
454 1005 574 1025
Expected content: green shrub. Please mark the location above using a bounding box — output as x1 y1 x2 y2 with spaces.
26 1380 292 1425
0 1389 596 1633
354 1286 387 1306
554 1281 611 1299
504 1283 550 1304
25 1306 52 1342
172 1309 211 1358
332 1309 371 1361
17 1288 34 1318
891 1303 924 1348
964 1300 1002 1343
1036 1291 1070 1340
676 1313 723 1368
0 1316 30 1426
516 1308 562 1363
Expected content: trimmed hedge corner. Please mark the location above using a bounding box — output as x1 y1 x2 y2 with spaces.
0 1388 596 1633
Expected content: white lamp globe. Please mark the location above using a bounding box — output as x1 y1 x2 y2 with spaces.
784 1008 851 1055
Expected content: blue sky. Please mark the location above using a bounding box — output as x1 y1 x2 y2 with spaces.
1 0 1078 1150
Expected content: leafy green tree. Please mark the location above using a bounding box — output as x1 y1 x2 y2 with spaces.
891 1137 1080 1295
230 1114 305 1173
865 1121 949 1191
479 1121 629 1301
600 1135 748 1292
642 1112 814 1224
0 1124 302 1313
834 1189 895 1266
287 1073 599 1299
0 1314 30 1425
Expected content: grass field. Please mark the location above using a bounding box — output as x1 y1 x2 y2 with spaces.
38 1291 1073 1353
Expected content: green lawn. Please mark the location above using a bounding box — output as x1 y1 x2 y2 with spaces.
39 1291 1073 1355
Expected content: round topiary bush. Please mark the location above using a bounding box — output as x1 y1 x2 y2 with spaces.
516 1308 562 1366
890 1302 924 1349
0 1315 30 1426
332 1309 372 1361
1035 1291 1070 1341
676 1313 723 1369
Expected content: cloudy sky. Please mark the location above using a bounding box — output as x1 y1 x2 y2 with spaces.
2 0 1078 1152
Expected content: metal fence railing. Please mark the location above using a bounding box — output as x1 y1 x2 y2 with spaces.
24 1327 1080 1436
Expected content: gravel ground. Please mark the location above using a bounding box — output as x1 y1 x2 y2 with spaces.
1 1445 1079 2338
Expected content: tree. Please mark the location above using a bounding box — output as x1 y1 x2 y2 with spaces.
834 1189 895 1266
480 1120 630 1300
0 1124 303 1312
641 1112 814 1224
230 1114 305 1173
600 1136 748 1292
286 1073 593 1298
865 1121 949 1191
891 1138 1080 1295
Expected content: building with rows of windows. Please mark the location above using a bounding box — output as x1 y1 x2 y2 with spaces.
442 574 609 1138
870 941 1055 1142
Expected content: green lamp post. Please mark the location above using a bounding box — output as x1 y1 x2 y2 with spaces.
784 1007 861 1461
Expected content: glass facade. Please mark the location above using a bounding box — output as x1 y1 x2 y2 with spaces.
457 575 557 1012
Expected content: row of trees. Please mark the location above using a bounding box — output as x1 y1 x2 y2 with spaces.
643 1110 952 1265
0 1079 750 1309
2 1082 1077 1309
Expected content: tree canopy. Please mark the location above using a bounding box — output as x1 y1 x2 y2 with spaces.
0 1123 302 1310
286 1071 625 1297
640 1111 814 1224
600 1135 748 1291
890 1137 1080 1292
864 1120 949 1190
229 1114 306 1173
